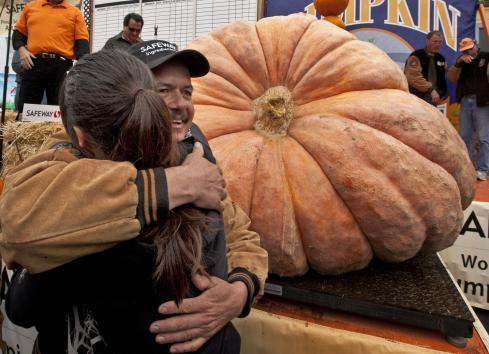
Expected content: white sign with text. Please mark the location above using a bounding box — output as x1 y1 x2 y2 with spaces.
440 201 489 310
21 104 61 123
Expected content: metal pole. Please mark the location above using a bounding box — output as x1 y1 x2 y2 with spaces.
257 0 264 20
1 0 14 124
0 0 15 170
479 0 489 41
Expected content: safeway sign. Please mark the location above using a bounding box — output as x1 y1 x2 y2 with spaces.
21 103 62 123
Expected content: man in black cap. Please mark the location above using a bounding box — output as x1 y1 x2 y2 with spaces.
129 40 209 142
128 39 267 352
1 41 267 353
448 38 489 181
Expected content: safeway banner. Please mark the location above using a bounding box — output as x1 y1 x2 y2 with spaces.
264 0 478 127
22 103 61 122
0 0 29 36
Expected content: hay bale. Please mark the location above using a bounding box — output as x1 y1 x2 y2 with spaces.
1 121 64 177
3 111 18 124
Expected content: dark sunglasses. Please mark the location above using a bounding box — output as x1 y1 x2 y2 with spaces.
127 27 141 33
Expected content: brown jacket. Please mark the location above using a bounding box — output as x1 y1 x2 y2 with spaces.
404 55 433 93
447 64 462 83
0 131 268 295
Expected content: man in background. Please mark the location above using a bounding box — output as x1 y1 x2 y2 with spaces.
448 38 489 181
404 31 447 106
12 0 89 113
103 13 144 51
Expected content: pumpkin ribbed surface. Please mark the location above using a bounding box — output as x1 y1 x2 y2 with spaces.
188 14 476 276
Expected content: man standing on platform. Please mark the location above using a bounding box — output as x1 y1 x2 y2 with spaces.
12 0 89 114
103 13 144 51
448 38 489 181
404 31 447 106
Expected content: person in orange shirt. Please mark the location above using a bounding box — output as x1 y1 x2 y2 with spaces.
12 0 89 114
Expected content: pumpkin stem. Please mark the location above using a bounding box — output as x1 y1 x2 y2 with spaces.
253 86 293 137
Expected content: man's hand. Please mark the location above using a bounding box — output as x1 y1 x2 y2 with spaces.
430 90 441 105
457 54 474 65
166 142 226 211
18 46 36 70
150 274 247 353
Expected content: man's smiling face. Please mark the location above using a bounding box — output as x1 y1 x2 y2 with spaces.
152 60 194 142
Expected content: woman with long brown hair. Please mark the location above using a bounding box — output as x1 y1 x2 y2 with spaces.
7 50 240 354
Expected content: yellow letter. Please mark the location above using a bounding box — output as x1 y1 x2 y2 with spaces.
305 2 316 16
343 0 357 25
418 0 430 33
358 0 384 24
385 0 415 28
433 0 460 50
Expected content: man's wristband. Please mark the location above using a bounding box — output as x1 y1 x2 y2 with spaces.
228 267 260 318
12 31 27 50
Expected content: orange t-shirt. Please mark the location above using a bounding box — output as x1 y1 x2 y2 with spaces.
15 0 89 59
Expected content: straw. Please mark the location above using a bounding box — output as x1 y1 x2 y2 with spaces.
1 121 64 177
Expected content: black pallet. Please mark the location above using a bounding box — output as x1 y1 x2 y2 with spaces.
265 252 474 339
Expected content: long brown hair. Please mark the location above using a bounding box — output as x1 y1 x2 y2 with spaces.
60 50 207 303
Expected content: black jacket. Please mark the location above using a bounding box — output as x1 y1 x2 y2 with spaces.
455 51 489 106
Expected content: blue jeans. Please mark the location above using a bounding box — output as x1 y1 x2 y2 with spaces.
459 95 489 171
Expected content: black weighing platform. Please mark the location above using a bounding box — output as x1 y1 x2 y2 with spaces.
264 252 474 344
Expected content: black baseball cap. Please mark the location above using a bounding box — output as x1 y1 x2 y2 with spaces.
128 39 210 77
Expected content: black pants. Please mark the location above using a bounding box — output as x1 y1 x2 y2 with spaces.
18 57 73 113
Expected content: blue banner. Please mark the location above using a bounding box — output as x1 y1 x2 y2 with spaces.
265 0 478 125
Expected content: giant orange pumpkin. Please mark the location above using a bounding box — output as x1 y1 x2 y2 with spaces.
188 14 476 276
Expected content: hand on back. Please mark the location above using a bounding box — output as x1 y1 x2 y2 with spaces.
182 142 227 211
166 142 227 212
150 274 247 353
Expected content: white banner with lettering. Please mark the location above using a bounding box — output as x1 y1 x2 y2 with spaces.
440 201 489 310
21 104 61 123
